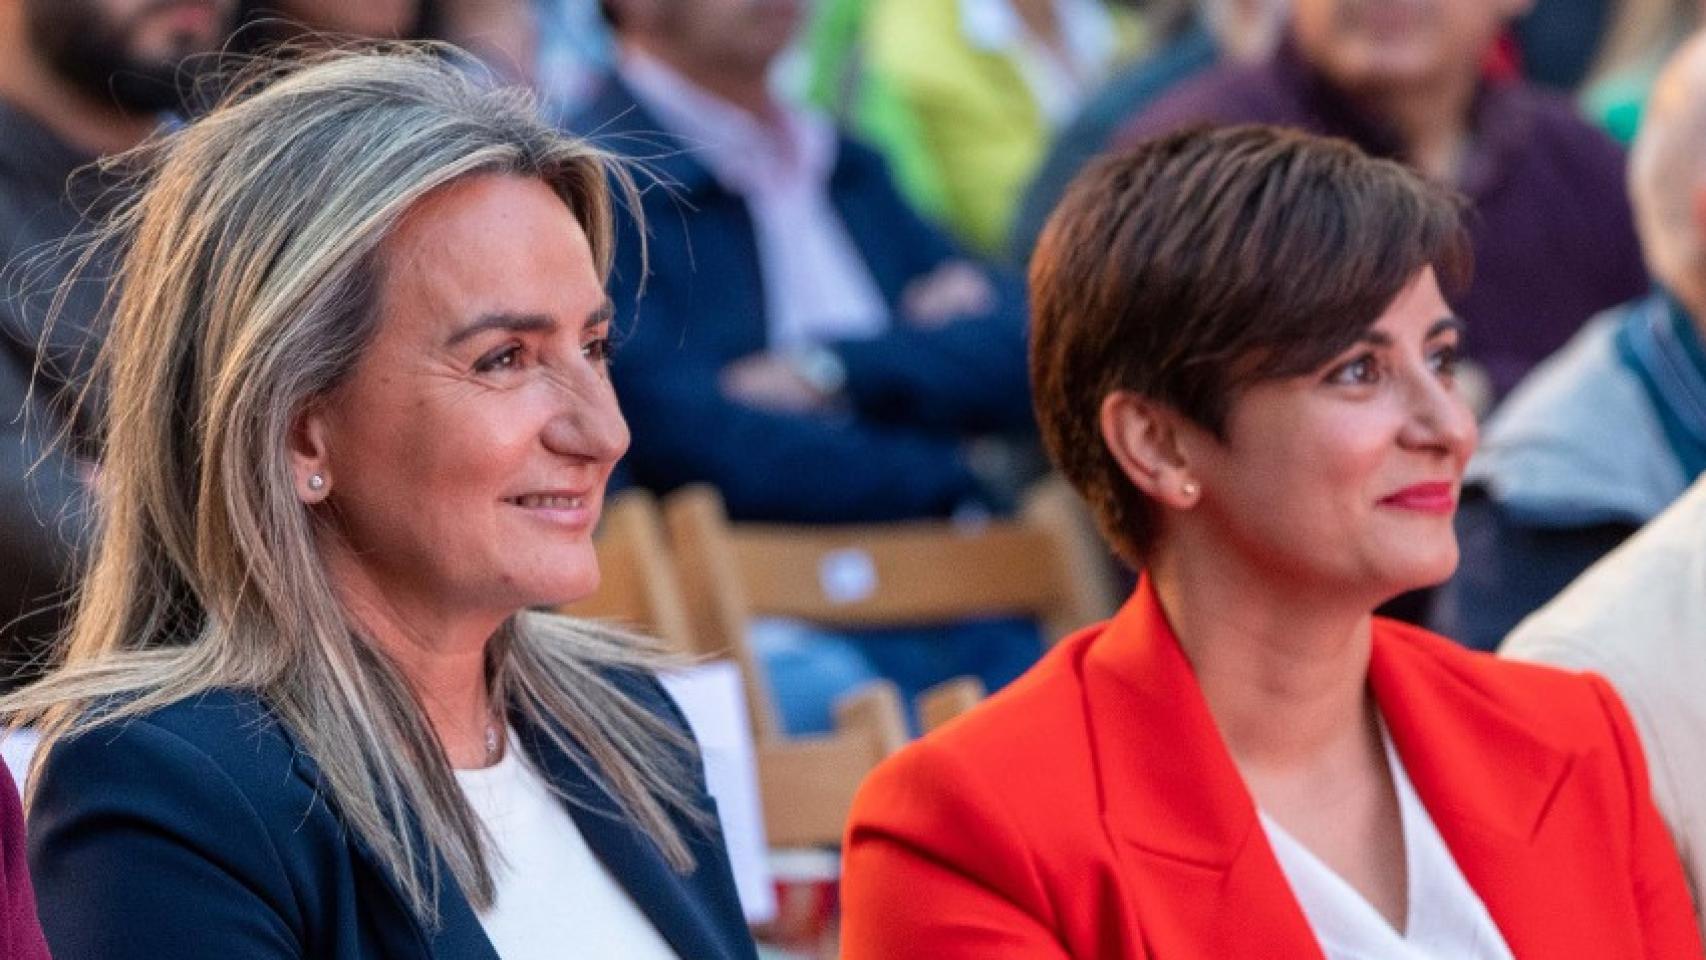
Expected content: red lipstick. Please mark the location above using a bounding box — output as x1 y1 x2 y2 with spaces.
1379 482 1456 514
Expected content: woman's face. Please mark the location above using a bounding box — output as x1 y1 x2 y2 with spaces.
1176 267 1476 602
306 174 628 625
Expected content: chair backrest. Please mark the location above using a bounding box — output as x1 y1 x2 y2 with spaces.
756 680 909 847
558 489 696 652
664 479 1120 744
917 676 987 734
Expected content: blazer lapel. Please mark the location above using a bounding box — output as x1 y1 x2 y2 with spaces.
1077 582 1597 958
1083 580 1325 960
516 720 745 960
1369 633 1581 957
290 751 502 960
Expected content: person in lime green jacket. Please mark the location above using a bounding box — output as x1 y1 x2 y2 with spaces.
816 0 1141 256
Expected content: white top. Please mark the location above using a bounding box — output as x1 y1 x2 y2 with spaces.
454 730 679 960
1259 727 1515 960
619 51 891 352
1503 475 1706 935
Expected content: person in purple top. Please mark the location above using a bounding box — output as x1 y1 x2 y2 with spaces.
0 765 47 960
1116 0 1647 402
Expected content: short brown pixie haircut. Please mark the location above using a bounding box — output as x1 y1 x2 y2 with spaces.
1029 124 1470 568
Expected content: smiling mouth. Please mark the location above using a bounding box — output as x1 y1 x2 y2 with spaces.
507 494 587 510
1378 482 1456 513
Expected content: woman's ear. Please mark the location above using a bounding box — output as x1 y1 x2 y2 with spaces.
289 402 333 504
1099 391 1202 510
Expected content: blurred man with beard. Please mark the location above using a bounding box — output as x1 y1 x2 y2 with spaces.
0 0 236 689
1116 0 1647 406
230 0 425 51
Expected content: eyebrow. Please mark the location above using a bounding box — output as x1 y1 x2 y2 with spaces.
445 299 614 347
1355 316 1466 347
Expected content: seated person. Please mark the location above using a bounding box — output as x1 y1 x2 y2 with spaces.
840 125 1700 958
852 0 1139 256
12 48 755 960
1503 473 1706 939
1433 32 1706 651
577 0 1043 733
1116 0 1647 400
0 0 236 691
1008 0 1285 263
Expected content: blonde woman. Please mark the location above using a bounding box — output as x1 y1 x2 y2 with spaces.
7 48 756 960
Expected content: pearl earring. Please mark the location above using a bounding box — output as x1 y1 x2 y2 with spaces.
1181 480 1199 498
307 474 325 492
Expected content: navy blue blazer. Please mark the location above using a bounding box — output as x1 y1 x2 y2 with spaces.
27 674 758 960
573 78 1033 524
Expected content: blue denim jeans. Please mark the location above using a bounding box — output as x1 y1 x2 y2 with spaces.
749 617 1042 736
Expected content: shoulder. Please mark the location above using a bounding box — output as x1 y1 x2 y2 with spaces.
1117 60 1291 145
853 630 1099 837
33 687 331 851
1483 84 1634 224
27 688 344 956
845 633 1100 934
1501 83 1628 172
1469 307 1682 526
55 687 301 772
1504 476 1706 681
1375 617 1628 737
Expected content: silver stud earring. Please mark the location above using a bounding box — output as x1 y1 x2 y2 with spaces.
1181 480 1199 498
307 473 325 492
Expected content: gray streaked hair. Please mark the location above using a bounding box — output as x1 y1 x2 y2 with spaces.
3 44 701 925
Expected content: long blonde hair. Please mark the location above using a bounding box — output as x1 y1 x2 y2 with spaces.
4 45 702 925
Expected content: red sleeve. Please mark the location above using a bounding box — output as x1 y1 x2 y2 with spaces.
0 764 48 960
839 738 1074 959
1587 674 1706 958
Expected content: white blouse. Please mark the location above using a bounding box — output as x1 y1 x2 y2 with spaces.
1259 727 1516 960
454 730 680 960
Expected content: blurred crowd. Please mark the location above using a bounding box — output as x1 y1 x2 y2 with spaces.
4 0 1706 760
14 0 1706 956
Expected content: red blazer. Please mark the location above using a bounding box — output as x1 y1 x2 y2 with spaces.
842 579 1702 958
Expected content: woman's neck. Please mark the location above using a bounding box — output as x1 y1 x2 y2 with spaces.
1148 543 1378 772
324 550 505 769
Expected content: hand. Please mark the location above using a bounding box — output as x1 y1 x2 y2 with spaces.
900 260 996 329
721 354 836 414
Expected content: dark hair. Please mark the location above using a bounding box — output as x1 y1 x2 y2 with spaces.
598 0 622 30
1028 124 1470 567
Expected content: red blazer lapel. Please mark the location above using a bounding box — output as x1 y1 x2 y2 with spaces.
1082 580 1324 959
1369 627 1586 957
1075 583 1624 958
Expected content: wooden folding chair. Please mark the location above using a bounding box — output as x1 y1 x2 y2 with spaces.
917 676 987 734
663 479 1121 844
557 488 695 652
665 479 1117 730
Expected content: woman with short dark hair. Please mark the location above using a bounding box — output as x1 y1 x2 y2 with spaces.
840 125 1701 959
